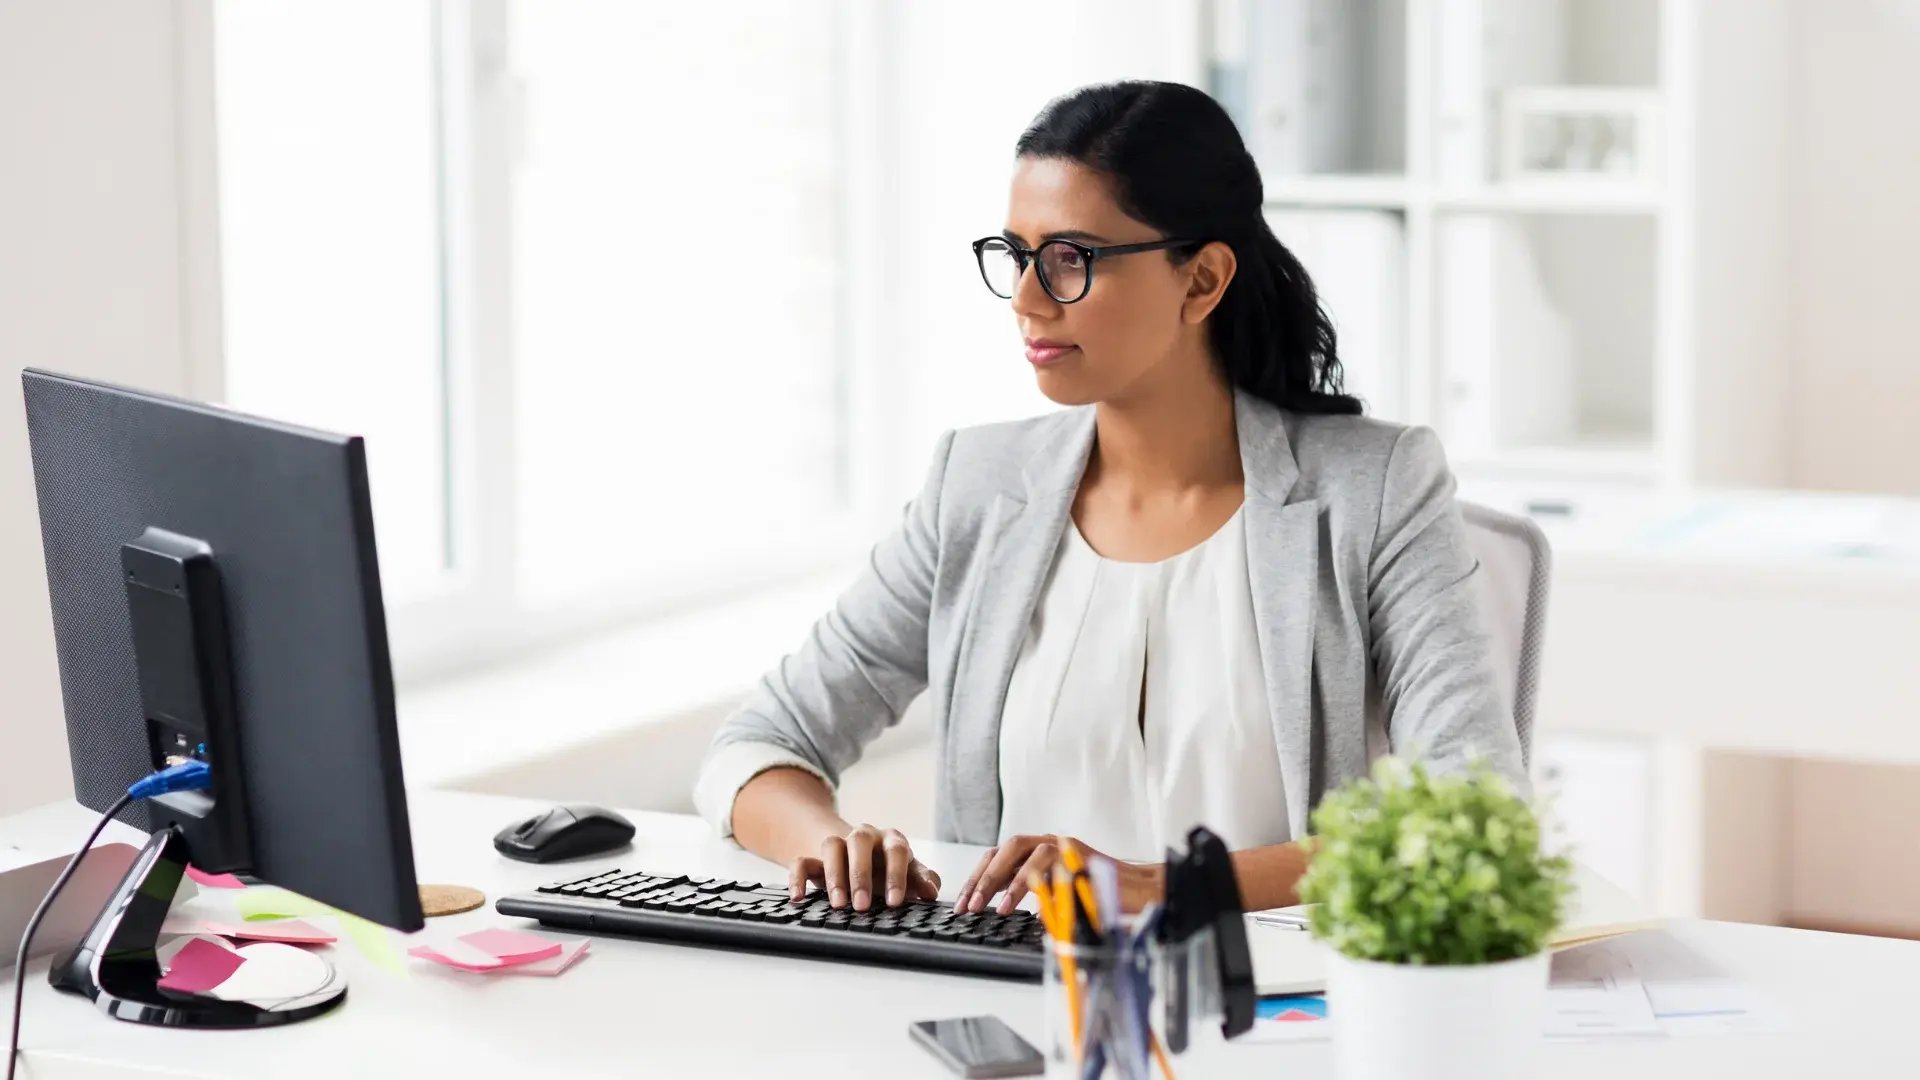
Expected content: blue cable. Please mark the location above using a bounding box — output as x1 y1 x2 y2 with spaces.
127 759 213 800
8 761 215 1080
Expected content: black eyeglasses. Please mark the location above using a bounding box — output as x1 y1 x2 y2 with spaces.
971 235 1204 304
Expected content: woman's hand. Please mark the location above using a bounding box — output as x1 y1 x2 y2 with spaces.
954 834 1165 916
787 822 941 912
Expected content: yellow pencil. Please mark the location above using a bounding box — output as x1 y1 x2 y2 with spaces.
1051 864 1084 1057
1150 1030 1178 1079
1059 842 1086 875
1072 872 1101 930
1057 844 1104 931
1026 872 1058 938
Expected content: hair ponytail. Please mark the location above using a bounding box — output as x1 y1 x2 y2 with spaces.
1014 81 1363 416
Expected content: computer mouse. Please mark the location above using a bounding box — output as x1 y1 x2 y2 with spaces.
493 803 636 863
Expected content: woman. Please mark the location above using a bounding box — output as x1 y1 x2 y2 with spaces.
692 81 1525 919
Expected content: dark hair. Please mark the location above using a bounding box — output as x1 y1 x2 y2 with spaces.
1014 81 1362 415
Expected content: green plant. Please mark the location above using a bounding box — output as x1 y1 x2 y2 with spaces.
1296 757 1573 966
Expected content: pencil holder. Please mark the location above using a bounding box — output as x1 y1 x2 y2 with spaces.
1044 939 1124 1078
1151 925 1230 1060
1043 934 1192 1080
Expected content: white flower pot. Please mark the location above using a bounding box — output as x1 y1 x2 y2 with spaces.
1325 947 1549 1080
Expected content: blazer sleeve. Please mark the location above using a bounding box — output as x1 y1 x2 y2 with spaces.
692 430 955 836
1366 426 1530 794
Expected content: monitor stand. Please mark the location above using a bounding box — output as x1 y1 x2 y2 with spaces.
48 824 346 1028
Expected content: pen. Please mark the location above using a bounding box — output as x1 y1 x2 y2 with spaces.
1248 910 1311 931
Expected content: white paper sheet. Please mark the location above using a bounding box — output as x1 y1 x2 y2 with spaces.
1547 943 1662 1039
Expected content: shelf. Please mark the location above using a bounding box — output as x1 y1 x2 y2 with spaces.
1265 175 1412 209
1209 0 1407 177
1433 184 1664 215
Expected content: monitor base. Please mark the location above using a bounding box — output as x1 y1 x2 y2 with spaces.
49 826 346 1028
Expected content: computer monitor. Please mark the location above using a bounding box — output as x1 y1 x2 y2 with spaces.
21 368 423 1027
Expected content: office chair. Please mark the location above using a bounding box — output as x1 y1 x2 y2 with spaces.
1458 500 1552 769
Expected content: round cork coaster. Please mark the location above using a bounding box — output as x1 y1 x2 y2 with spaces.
418 884 485 917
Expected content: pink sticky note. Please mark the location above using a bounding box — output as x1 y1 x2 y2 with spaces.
1272 1009 1324 1023
186 865 246 889
411 937 589 976
203 919 336 945
459 928 564 965
158 937 246 994
409 943 506 972
497 939 590 977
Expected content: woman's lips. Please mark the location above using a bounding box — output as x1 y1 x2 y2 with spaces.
1025 342 1078 366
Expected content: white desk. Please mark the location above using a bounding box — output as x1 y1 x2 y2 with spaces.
6 790 1919 1078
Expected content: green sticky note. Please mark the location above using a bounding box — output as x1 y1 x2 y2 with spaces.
234 887 408 975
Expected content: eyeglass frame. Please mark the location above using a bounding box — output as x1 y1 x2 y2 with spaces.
970 234 1206 304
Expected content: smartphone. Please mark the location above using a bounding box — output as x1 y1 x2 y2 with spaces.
908 1016 1045 1078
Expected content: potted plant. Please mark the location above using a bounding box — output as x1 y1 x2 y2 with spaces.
1297 757 1573 1080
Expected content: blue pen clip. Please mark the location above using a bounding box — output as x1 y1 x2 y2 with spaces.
1124 923 1156 1079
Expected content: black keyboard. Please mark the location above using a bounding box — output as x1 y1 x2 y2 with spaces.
496 867 1046 980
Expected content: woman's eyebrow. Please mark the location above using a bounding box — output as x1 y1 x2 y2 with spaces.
1000 227 1115 245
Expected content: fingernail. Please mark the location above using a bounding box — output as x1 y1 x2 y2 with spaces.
832 887 847 907
790 886 801 901
853 888 870 911
999 896 1012 914
888 887 903 907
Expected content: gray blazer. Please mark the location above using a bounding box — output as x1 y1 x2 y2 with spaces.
701 389 1527 846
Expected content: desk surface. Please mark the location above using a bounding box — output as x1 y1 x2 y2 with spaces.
6 790 1919 1078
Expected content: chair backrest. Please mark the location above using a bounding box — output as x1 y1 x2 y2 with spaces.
1456 500 1552 769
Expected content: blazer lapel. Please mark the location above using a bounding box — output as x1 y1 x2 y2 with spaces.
946 407 1095 844
1235 391 1321 837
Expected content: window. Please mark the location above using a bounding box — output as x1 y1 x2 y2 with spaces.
214 1 860 676
214 2 448 604
504 3 847 603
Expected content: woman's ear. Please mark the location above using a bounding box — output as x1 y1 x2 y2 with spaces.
1181 241 1237 324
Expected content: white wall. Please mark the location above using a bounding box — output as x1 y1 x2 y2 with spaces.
1787 1 1920 496
0 1 217 814
1775 0 1920 936
888 0 1205 489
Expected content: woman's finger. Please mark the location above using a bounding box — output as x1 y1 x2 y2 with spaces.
819 835 851 909
881 830 913 907
787 856 824 902
998 843 1059 914
968 836 1041 912
999 844 1059 914
909 861 942 901
955 847 997 913
845 824 880 911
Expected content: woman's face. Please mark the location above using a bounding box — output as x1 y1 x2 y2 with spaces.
998 156 1232 406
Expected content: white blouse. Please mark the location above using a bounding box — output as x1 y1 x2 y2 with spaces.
995 504 1289 863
